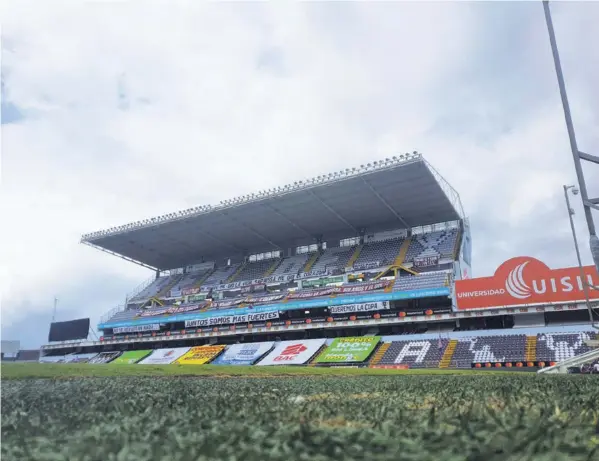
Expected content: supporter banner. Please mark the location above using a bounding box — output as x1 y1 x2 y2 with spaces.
241 283 266 294
214 274 296 292
140 307 170 317
99 288 451 330
212 342 275 365
351 261 382 271
138 347 191 364
302 276 344 288
182 287 201 296
455 256 599 310
113 324 160 334
169 289 183 298
186 261 215 273
111 350 152 364
176 345 225 365
246 294 285 304
315 336 380 363
212 298 243 309
167 303 207 314
337 280 391 293
329 301 390 314
295 270 330 280
184 311 279 328
414 256 439 268
288 288 335 299
257 338 326 366
88 351 121 364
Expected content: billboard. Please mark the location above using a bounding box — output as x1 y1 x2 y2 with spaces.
176 345 225 365
111 350 152 364
315 336 380 363
48 318 90 342
212 342 275 366
455 256 599 310
88 352 121 364
138 347 191 364
257 339 326 366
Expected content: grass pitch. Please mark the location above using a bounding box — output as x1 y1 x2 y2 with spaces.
2 364 598 461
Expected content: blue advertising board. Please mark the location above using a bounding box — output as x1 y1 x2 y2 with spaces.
98 287 450 330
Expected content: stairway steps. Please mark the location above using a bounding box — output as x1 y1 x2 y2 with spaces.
369 342 391 367
438 339 458 368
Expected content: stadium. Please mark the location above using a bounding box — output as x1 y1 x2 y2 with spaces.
7 152 595 372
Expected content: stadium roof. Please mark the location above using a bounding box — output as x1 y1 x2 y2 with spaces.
81 153 464 270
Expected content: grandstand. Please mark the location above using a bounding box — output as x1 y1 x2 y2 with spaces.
38 152 598 370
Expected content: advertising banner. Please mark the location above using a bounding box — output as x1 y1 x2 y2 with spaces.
315 336 380 363
329 301 389 314
414 256 439 268
184 311 279 328
455 256 599 310
138 347 191 364
176 345 225 365
113 324 160 334
188 294 208 302
88 351 121 364
212 342 275 365
111 350 152 364
182 287 201 296
257 338 326 366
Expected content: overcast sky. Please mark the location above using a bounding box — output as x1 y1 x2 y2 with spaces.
1 1 598 348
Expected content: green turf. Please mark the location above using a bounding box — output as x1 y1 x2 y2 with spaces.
2 367 598 460
1 362 497 379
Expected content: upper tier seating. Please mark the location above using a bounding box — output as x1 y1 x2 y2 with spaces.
451 335 527 366
234 259 278 282
536 332 597 362
130 275 177 301
202 264 240 286
378 339 450 368
270 254 309 277
404 229 459 264
393 272 448 291
310 247 356 273
353 238 404 268
169 269 212 294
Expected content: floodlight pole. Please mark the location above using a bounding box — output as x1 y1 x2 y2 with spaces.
563 186 595 326
543 1 599 276
51 297 58 323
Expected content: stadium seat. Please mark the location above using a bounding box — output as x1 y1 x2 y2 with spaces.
378 339 449 368
393 272 448 291
536 332 597 362
353 237 404 269
450 335 527 367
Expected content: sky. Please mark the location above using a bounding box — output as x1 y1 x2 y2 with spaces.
1 1 598 349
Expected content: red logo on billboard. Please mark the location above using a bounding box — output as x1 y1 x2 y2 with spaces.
455 256 599 310
273 343 307 361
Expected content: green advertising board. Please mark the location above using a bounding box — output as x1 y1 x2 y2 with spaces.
315 336 380 363
111 350 152 364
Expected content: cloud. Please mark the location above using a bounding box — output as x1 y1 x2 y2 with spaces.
1 1 598 347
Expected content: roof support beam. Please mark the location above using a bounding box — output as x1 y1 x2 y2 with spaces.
360 177 410 229
307 190 358 234
218 212 282 249
81 241 158 271
262 203 313 238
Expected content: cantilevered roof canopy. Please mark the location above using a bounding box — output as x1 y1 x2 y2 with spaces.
81 154 463 270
